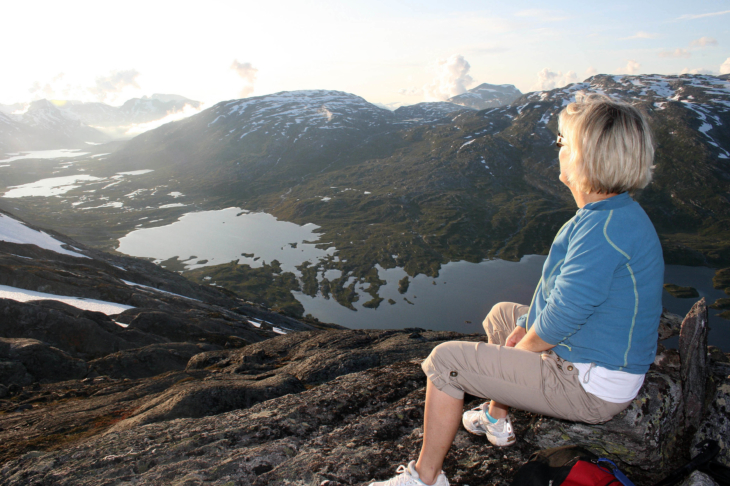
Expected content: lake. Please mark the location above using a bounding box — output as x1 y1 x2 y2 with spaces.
117 207 335 273
115 207 729 351
0 149 89 163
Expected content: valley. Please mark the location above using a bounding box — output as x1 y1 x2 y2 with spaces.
1 74 729 329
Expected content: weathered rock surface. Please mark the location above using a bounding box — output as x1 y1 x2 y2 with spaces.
88 343 219 379
110 329 471 431
109 372 307 432
679 298 709 436
125 311 252 348
0 299 140 359
185 328 468 386
0 361 541 486
0 294 727 485
0 338 87 385
692 360 730 467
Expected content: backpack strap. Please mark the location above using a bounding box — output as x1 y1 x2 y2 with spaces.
596 459 636 486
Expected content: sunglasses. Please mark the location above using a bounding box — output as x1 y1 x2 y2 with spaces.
556 133 567 148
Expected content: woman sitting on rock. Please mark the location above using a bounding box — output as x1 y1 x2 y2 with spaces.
371 93 664 486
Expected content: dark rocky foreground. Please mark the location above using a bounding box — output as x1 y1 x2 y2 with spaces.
0 302 728 486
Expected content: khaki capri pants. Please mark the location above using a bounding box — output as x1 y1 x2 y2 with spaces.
421 302 631 424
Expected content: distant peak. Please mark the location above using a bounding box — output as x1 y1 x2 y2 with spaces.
149 93 193 103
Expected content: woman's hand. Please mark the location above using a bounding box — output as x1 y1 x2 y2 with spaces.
505 326 527 347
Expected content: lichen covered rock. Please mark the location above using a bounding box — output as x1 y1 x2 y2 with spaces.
524 370 684 472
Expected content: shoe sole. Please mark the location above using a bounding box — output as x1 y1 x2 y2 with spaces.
487 434 516 447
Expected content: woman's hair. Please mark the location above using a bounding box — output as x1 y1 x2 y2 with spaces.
558 92 654 194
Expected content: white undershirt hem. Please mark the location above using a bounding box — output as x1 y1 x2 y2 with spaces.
573 362 645 403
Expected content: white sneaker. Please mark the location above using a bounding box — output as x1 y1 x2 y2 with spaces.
462 403 516 447
368 460 449 486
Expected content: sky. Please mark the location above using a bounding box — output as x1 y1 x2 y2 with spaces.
2 0 730 109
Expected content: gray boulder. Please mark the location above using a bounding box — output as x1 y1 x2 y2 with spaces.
679 471 719 486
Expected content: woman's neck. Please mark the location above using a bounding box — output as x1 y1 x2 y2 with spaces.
569 185 620 208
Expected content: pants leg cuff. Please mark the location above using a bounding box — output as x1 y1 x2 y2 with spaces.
421 354 465 400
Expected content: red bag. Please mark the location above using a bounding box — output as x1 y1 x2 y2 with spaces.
562 460 622 486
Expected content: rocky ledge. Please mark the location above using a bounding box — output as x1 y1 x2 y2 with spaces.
0 301 728 485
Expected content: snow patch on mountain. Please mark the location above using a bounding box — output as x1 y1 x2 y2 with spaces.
0 284 132 315
0 213 90 258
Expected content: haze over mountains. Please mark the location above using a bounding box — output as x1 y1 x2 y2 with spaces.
0 94 202 150
1 74 729 314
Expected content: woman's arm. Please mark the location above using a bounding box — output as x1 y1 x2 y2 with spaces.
514 328 555 352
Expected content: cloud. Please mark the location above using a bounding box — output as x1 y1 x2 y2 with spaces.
721 57 730 75
423 54 474 101
514 9 568 21
585 66 598 77
689 36 718 48
398 87 421 96
623 31 659 40
678 9 730 20
466 45 508 55
533 68 579 91
680 68 713 75
122 102 206 137
230 60 258 98
616 60 641 75
90 70 141 102
28 72 69 99
658 49 690 59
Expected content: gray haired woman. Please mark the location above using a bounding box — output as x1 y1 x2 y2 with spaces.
370 93 664 486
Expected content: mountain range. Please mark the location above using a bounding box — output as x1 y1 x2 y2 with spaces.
1 74 729 314
448 82 522 109
0 94 201 150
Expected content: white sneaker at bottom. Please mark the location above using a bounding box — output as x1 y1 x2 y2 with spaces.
462 402 516 447
368 460 449 486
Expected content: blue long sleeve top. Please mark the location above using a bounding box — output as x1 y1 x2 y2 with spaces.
516 192 664 374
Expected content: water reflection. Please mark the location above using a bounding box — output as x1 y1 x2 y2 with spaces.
296 255 546 334
298 257 729 351
117 207 335 273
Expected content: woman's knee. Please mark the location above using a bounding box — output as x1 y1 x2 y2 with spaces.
483 302 511 336
428 341 458 362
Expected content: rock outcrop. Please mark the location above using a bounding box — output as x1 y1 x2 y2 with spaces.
0 303 727 485
524 369 684 471
679 299 709 436
88 343 219 379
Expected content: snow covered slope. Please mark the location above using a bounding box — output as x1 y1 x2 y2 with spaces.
207 90 394 140
394 101 474 124
0 213 89 258
449 83 522 110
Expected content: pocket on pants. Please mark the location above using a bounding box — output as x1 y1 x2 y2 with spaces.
540 352 560 390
